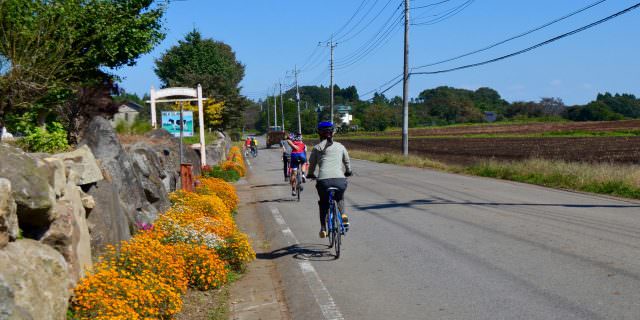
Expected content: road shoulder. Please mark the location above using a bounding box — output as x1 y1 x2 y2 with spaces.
229 179 290 320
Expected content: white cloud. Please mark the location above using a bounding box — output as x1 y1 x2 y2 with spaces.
550 79 563 87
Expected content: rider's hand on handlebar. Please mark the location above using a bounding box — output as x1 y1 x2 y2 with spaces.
344 170 353 177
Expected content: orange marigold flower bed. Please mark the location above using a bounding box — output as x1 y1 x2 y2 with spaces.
169 190 230 218
72 266 182 319
222 160 246 177
218 231 256 272
101 232 189 294
196 177 239 212
174 243 228 290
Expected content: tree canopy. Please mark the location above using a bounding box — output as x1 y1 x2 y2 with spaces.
154 30 248 130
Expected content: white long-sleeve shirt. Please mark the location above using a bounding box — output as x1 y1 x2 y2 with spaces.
308 139 352 180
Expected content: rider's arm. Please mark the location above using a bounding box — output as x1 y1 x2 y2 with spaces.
286 139 301 152
342 146 352 174
307 147 318 176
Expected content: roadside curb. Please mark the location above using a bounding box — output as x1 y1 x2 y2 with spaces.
229 178 290 320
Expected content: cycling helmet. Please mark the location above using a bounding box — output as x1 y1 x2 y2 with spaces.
317 121 334 132
293 132 303 141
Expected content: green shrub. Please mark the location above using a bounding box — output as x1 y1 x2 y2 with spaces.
18 122 69 153
202 165 240 182
115 120 129 134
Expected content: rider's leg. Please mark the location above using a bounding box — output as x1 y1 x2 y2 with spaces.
316 181 331 238
329 178 349 228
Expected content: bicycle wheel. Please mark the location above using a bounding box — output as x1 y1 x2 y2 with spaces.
296 170 301 202
326 210 334 248
333 206 341 258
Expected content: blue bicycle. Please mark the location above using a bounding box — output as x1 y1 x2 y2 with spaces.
326 187 348 258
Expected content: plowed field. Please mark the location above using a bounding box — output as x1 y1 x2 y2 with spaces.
347 120 640 137
339 137 640 165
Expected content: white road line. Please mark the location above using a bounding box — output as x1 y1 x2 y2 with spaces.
245 157 253 170
269 206 345 320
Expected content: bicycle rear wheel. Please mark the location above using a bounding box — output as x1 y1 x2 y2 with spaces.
296 170 301 201
326 211 334 248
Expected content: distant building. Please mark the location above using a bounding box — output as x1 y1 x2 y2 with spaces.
111 102 143 127
484 111 497 123
335 105 353 125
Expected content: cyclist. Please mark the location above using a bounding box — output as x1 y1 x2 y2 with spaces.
280 135 293 182
284 132 307 196
244 137 251 156
306 122 352 238
250 137 258 157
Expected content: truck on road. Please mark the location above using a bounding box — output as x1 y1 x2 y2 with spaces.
266 126 285 148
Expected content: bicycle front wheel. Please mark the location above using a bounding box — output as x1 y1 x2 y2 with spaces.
333 208 341 258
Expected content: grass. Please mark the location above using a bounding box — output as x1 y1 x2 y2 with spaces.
351 150 640 200
182 131 223 145
206 287 230 320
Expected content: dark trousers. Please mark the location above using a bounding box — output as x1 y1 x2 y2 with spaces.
282 154 290 179
315 178 347 228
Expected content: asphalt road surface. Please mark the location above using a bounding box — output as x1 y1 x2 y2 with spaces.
245 141 640 320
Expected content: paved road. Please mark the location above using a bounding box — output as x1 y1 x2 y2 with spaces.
245 142 640 320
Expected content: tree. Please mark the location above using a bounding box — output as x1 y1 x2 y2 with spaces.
154 30 247 130
0 0 166 143
566 101 624 121
362 105 393 131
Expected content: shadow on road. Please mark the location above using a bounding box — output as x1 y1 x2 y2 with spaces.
257 243 337 261
248 197 297 205
354 199 640 211
251 183 288 188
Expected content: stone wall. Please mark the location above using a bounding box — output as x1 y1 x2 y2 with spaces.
0 116 230 319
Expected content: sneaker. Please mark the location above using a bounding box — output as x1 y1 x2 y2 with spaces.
341 214 350 230
292 190 297 196
319 229 327 238
301 175 307 183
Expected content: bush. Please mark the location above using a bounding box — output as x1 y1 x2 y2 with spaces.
18 121 69 153
202 165 240 182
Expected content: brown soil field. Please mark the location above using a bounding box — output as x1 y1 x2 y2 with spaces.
349 120 640 137
339 137 640 166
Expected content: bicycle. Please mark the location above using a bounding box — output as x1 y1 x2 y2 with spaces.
292 160 303 201
325 187 347 258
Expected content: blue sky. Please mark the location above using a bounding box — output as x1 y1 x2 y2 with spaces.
115 0 640 105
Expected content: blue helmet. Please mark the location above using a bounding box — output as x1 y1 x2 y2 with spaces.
317 121 334 132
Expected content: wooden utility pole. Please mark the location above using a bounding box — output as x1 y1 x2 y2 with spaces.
402 0 410 156
279 82 285 131
273 87 278 129
321 39 337 122
294 66 302 134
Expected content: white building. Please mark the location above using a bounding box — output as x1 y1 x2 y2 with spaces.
111 102 143 127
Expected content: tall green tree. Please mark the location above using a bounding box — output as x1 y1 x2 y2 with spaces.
0 0 166 143
154 30 247 130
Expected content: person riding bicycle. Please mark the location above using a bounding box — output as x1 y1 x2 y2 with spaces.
250 137 258 156
284 132 307 196
281 135 293 182
244 137 251 155
306 122 352 238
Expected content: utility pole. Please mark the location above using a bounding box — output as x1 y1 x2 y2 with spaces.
294 66 302 134
265 101 270 132
321 39 337 122
402 0 410 156
279 82 285 132
273 87 278 129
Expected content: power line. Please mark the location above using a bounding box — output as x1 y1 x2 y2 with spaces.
335 13 404 69
412 0 608 70
411 0 474 26
411 0 453 10
330 0 371 40
336 0 401 43
334 6 404 67
333 0 382 42
411 2 640 76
